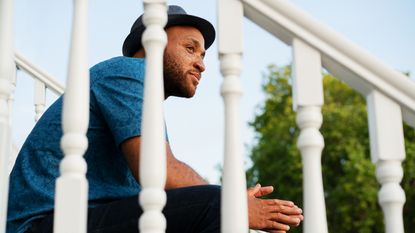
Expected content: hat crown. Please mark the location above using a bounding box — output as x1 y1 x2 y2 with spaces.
130 5 187 33
167 5 187 15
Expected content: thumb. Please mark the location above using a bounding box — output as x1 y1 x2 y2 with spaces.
247 183 261 196
255 186 274 197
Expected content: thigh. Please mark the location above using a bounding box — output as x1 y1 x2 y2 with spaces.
163 185 221 233
28 185 220 233
87 185 221 233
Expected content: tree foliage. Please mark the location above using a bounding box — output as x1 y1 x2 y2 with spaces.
247 65 415 233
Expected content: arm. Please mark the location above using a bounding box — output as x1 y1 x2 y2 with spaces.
121 137 302 232
121 136 208 189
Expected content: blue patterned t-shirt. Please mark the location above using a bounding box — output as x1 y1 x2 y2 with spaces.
7 56 146 233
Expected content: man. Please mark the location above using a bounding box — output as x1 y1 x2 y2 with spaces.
7 5 303 233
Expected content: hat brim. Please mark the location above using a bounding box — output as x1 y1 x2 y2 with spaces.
122 14 215 57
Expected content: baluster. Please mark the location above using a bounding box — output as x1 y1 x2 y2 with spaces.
218 0 249 232
7 69 17 174
53 0 89 232
34 80 46 121
0 0 15 231
366 91 405 233
139 1 167 233
292 38 328 233
8 143 18 175
7 66 16 125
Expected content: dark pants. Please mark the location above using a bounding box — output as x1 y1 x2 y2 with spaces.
28 185 221 233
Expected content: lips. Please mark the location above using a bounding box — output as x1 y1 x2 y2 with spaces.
189 72 201 84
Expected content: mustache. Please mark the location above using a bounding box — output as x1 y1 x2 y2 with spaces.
188 70 201 79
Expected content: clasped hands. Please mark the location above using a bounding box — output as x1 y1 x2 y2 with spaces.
248 184 304 233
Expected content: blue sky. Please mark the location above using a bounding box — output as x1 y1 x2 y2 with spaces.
11 0 415 183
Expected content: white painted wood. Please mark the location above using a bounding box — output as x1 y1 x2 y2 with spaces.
15 52 65 95
219 54 249 233
7 71 17 175
296 106 328 233
8 55 63 175
53 0 89 232
292 39 328 233
292 39 323 111
34 80 46 121
218 0 243 54
8 143 19 175
7 68 16 126
139 1 167 233
0 0 14 231
241 0 415 127
218 1 248 232
367 91 405 233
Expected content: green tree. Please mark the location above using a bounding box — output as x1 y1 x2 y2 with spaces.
247 65 415 233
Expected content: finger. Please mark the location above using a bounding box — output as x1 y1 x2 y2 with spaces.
290 215 303 226
265 220 290 231
262 230 286 233
263 199 299 209
269 212 302 226
264 199 295 207
265 205 303 216
261 229 287 233
247 184 261 196
285 214 303 226
255 186 274 197
295 214 304 221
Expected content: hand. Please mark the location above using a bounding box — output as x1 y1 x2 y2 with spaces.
247 184 304 233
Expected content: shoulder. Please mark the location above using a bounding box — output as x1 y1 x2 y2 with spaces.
90 56 146 81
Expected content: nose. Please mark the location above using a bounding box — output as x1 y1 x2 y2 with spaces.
194 57 205 73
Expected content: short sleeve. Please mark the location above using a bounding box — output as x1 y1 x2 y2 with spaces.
91 75 144 147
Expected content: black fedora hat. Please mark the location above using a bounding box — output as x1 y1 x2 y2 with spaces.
122 5 216 57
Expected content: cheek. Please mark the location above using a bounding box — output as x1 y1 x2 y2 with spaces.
176 56 192 73
165 49 192 75
172 48 193 65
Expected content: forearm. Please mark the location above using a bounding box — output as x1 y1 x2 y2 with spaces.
165 158 208 189
121 137 207 189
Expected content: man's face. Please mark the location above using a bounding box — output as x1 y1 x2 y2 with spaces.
163 26 206 98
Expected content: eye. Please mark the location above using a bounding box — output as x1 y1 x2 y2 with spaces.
186 46 195 53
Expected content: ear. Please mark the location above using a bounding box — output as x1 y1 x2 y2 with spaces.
133 48 146 58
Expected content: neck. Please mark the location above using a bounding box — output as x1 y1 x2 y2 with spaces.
132 49 146 58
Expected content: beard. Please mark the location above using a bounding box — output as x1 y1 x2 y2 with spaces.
163 53 195 98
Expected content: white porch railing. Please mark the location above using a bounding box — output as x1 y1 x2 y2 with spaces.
138 1 168 233
1 0 414 233
7 53 65 174
14 53 65 96
234 0 414 233
218 0 249 232
53 0 89 232
0 0 15 231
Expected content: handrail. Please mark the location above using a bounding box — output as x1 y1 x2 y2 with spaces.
14 52 65 95
241 0 415 127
